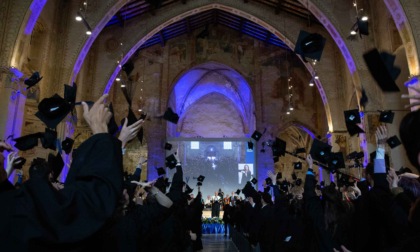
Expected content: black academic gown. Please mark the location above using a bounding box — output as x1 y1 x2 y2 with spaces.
256 204 275 252
0 133 123 251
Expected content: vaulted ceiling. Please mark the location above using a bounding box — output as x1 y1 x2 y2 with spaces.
105 0 320 50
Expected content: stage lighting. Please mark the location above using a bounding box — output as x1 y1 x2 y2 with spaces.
86 30 92 35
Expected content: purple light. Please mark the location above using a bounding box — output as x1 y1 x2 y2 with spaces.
405 76 419 87
330 172 335 182
24 0 47 35
319 167 323 182
295 124 316 139
4 90 26 184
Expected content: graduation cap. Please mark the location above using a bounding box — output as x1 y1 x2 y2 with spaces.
387 135 401 149
48 153 64 181
155 177 171 190
295 148 306 154
13 157 26 169
36 94 71 129
265 177 273 186
293 162 302 170
24 72 43 89
291 173 297 180
235 189 241 195
197 175 205 183
294 30 326 62
346 123 365 136
295 178 302 186
40 128 57 150
242 181 255 198
344 110 365 136
247 141 254 150
107 103 119 135
251 130 262 141
164 143 173 150
165 154 178 169
272 138 286 157
363 49 401 92
64 83 77 111
328 152 345 169
273 156 280 163
379 110 395 124
62 137 75 154
163 108 179 124
156 167 166 176
122 61 134 76
344 109 361 124
310 139 332 164
250 177 258 185
13 133 42 151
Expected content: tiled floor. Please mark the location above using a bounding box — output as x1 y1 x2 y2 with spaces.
201 234 239 252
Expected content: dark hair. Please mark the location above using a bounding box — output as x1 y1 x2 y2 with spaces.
400 110 420 171
398 177 420 202
322 185 344 235
29 158 50 179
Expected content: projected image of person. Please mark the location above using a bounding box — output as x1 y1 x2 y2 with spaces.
238 164 253 186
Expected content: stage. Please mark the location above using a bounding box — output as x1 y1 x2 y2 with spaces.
202 209 224 218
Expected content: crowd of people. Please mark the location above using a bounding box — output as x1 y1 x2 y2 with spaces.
219 123 420 251
1 91 420 251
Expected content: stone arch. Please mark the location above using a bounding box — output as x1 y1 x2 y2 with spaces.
384 0 419 76
98 2 336 131
178 92 247 138
9 0 47 69
277 121 317 140
167 61 255 138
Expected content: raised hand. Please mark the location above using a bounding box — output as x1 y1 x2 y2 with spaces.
131 180 155 188
189 231 197 241
6 152 19 177
375 125 388 148
306 154 313 168
118 118 144 148
0 141 13 153
386 168 399 189
82 94 112 135
267 170 277 183
401 86 420 109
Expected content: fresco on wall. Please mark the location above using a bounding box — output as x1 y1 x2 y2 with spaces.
195 26 254 65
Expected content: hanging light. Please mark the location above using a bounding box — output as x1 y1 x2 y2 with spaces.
309 82 314 87
75 15 82 21
361 15 368 21
289 107 294 111
116 77 121 82
286 111 291 115
121 84 126 88
86 30 92 35
314 74 319 80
